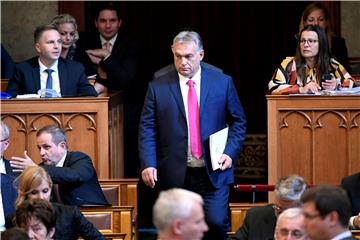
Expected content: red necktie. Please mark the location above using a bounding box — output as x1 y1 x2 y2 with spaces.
187 80 202 159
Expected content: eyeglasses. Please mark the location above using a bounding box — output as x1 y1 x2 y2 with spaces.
0 138 8 143
278 228 306 239
303 212 321 220
300 39 319 46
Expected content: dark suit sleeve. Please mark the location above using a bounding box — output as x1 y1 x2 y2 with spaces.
331 37 351 73
6 64 23 97
99 39 142 90
42 152 95 184
229 212 250 240
138 82 158 170
223 77 247 161
72 206 105 240
74 63 98 97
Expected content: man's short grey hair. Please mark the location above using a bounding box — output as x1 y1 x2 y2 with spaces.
0 120 10 140
153 188 203 231
276 207 304 226
172 31 203 51
275 175 307 201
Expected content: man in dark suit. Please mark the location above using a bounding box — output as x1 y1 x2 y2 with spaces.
0 121 18 230
301 185 357 240
9 125 108 207
341 173 360 228
6 24 97 98
75 2 147 177
0 173 18 231
0 120 18 177
139 30 247 239
230 175 307 240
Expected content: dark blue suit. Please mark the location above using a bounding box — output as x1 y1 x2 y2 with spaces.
139 63 247 238
341 172 360 216
6 57 97 97
3 158 19 177
41 151 109 207
1 173 18 219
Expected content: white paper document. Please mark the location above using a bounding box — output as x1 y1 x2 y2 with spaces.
209 127 229 171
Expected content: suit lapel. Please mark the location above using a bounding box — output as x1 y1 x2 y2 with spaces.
167 73 186 119
58 59 66 94
199 66 211 117
31 58 41 91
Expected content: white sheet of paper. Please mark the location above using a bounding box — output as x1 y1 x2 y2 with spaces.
209 127 229 171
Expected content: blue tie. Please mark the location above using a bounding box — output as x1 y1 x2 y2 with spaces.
45 69 53 89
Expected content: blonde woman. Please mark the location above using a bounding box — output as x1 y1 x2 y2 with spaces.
8 166 104 240
51 14 79 60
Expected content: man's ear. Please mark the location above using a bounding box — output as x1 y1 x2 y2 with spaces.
327 211 339 227
34 43 40 54
59 141 67 150
172 218 183 235
199 50 204 61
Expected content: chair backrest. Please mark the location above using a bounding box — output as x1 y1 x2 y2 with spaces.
81 206 134 240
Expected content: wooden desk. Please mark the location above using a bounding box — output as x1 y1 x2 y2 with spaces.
267 95 360 198
1 96 123 178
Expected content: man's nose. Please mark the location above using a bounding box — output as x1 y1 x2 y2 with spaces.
40 148 45 155
27 229 35 239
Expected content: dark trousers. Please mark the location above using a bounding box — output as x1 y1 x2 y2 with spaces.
184 167 230 240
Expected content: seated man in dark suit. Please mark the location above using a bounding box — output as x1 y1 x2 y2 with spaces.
341 172 360 228
0 173 18 231
0 121 19 231
9 125 108 206
230 175 307 240
6 24 97 98
301 185 355 240
0 120 18 177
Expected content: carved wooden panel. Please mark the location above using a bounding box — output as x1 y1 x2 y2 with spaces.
1 97 109 178
267 95 360 191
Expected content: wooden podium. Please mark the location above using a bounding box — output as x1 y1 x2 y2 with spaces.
267 95 360 188
1 93 124 179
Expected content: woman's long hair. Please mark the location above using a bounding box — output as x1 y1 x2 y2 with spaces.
295 25 331 86
14 166 53 208
299 2 333 49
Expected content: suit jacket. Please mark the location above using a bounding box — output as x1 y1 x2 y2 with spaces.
139 64 247 189
6 202 104 240
41 151 109 206
75 31 146 104
341 173 360 216
3 157 19 177
1 173 18 218
6 57 98 98
229 205 276 240
52 203 105 240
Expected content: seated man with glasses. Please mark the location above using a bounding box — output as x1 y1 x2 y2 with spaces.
229 175 307 240
301 185 356 240
274 208 308 240
269 25 353 95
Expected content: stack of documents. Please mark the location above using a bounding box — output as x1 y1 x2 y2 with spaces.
209 127 228 171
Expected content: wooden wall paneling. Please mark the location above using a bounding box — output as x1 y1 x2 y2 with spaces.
1 97 110 178
267 95 360 200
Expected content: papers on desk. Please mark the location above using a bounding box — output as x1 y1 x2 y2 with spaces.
321 86 360 96
16 94 40 99
209 127 228 171
289 87 360 96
